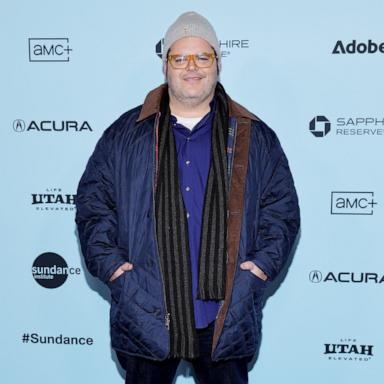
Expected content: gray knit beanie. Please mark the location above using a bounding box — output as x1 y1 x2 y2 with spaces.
163 11 221 71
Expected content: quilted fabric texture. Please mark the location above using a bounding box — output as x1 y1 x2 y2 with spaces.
75 88 300 361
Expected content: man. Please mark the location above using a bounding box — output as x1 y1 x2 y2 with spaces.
76 11 300 384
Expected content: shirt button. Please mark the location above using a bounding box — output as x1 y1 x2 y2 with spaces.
185 160 191 165
186 137 191 141
186 212 190 218
185 186 191 192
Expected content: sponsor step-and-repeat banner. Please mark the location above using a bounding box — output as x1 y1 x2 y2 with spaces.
1 0 383 383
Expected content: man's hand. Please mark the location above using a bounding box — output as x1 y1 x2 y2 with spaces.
240 261 268 281
109 262 134 282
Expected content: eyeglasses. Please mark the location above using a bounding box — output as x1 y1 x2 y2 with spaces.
167 52 217 69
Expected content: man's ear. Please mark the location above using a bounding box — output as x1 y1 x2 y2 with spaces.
163 48 170 78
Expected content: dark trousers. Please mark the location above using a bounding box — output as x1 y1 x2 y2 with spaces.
116 322 250 384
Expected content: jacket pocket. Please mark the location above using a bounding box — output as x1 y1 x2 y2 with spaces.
108 271 128 303
244 270 267 312
108 271 130 325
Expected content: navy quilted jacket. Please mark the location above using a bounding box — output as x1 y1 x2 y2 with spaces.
75 85 300 361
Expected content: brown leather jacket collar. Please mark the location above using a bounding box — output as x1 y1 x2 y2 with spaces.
137 84 259 122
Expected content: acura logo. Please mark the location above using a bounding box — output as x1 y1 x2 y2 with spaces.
309 270 323 283
13 119 26 132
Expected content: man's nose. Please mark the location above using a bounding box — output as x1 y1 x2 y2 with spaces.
186 55 197 71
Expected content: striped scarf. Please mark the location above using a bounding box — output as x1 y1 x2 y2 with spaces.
154 83 229 359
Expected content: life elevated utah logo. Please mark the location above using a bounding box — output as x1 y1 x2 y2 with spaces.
32 187 76 212
331 191 377 215
324 339 374 362
332 40 384 54
29 38 73 62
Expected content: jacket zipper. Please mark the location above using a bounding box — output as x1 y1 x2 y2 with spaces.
151 112 170 331
164 312 170 330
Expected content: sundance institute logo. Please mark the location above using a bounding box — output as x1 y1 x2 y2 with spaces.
32 252 81 288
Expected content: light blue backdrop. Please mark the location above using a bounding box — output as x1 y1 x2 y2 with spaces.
1 0 383 382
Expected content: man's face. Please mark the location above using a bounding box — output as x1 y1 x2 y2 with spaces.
166 37 218 109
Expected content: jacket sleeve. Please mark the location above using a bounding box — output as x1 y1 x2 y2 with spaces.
247 134 300 281
75 129 127 283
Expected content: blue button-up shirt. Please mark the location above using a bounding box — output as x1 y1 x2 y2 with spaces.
171 103 221 329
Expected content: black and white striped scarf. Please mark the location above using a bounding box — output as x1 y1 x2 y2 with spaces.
154 83 229 359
